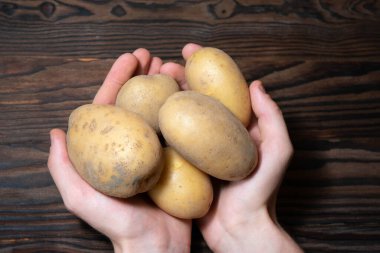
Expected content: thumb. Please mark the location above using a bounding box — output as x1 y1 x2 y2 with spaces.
47 129 91 210
248 81 293 201
182 43 202 61
250 81 292 155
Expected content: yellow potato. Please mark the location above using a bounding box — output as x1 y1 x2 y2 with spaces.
149 147 213 219
67 104 163 198
185 47 252 127
116 74 179 132
159 91 257 181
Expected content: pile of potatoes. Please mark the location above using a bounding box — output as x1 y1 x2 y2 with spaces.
66 47 258 219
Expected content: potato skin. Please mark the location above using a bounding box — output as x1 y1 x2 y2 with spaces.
185 47 251 127
159 91 257 181
67 104 163 198
148 147 213 219
116 74 179 132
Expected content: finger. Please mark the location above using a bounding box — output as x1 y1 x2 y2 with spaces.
93 53 138 104
248 122 261 146
47 129 95 209
148 57 163 75
160 62 188 90
182 43 202 61
248 80 293 198
133 48 151 75
250 80 292 152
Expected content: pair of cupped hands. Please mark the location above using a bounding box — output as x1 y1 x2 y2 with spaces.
48 43 302 253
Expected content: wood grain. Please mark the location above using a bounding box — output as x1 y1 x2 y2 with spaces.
0 0 379 60
1 0 379 252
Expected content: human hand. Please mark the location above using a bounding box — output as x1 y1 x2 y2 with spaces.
48 49 191 253
161 43 303 253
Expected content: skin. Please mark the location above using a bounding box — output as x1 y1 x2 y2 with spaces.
48 45 303 253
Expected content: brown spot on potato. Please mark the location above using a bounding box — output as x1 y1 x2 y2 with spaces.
104 144 109 151
134 140 143 150
134 174 154 190
93 147 98 155
143 175 153 187
200 78 208 86
89 119 97 131
136 160 144 170
132 176 142 187
82 122 88 129
100 126 114 135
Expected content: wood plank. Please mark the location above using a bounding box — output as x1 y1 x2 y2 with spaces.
0 0 379 60
1 1 379 25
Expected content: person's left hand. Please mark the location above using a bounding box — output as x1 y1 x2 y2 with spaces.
48 49 191 253
159 43 302 253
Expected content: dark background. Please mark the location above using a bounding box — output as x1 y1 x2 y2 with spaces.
1 0 379 252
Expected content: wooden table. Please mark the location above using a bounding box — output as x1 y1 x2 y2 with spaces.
1 1 379 252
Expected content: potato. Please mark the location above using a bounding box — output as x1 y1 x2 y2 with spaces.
67 104 163 198
149 147 213 219
116 74 179 132
185 47 251 127
159 91 257 181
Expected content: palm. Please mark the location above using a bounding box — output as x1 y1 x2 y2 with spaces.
58 140 191 245
197 128 267 236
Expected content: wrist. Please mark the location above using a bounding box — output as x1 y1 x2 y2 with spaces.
211 207 303 253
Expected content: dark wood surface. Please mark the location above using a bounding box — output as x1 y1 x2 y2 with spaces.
1 1 379 252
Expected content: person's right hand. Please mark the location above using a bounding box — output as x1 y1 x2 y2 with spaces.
161 43 303 253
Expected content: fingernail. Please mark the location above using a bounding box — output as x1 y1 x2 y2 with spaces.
257 82 266 93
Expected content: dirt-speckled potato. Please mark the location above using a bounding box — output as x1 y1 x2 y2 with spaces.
159 91 257 181
149 147 213 219
115 74 179 132
185 47 251 127
67 104 163 198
